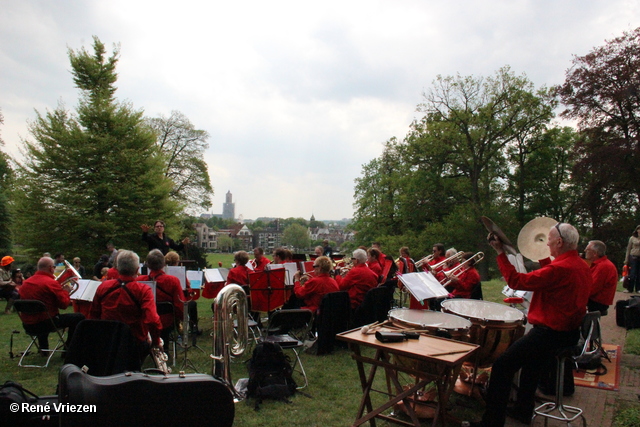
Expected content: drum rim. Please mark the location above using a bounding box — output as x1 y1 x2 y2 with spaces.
388 307 472 331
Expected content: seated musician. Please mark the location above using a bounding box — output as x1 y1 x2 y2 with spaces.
467 223 591 427
137 249 184 347
336 249 379 311
371 242 387 265
366 248 383 283
446 252 480 299
226 251 251 286
18 257 85 351
105 250 119 280
90 250 162 363
292 256 339 314
272 247 288 265
165 251 201 335
585 240 618 315
251 247 270 272
396 247 416 275
443 248 459 271
426 243 446 272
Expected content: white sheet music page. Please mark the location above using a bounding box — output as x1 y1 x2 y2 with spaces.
204 268 227 283
399 271 449 301
70 279 102 301
165 265 187 290
186 270 203 289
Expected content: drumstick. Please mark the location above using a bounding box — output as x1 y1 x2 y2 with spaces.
427 349 470 357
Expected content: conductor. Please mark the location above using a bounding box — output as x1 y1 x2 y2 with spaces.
468 222 591 427
141 220 190 255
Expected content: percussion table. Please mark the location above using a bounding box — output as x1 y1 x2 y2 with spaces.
337 327 479 427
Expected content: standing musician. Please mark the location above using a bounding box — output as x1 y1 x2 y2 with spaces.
337 249 378 311
467 222 591 427
90 250 163 363
585 240 618 315
446 251 480 299
137 249 185 347
251 247 270 272
292 256 339 314
141 220 190 256
18 257 85 351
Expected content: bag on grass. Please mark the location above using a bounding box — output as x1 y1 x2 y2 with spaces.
246 341 297 409
624 296 640 330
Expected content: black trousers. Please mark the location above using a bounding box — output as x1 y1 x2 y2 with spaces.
481 325 579 427
25 312 85 350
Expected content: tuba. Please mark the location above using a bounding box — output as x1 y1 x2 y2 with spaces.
55 260 81 295
210 284 248 399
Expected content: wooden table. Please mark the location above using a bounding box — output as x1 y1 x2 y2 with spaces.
337 328 479 427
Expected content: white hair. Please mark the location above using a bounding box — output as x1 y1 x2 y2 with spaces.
352 248 367 263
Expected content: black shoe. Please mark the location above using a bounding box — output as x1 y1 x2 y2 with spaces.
506 407 533 424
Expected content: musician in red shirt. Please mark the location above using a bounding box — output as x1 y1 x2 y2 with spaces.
226 251 251 286
137 249 184 347
446 252 480 299
585 240 618 315
251 247 270 272
367 248 383 283
469 223 591 427
293 256 339 313
336 249 379 310
18 257 85 350
90 250 162 362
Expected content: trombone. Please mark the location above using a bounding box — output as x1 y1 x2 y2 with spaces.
414 254 435 269
441 252 484 286
424 251 465 273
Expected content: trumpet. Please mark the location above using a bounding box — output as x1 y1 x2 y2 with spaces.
441 252 484 286
55 260 81 295
414 254 435 268
424 251 465 273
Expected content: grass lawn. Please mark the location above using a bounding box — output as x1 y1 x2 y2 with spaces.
1 278 638 426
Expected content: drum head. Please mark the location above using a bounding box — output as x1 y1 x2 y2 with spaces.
388 308 471 331
440 299 524 325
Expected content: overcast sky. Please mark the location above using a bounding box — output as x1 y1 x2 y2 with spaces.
1 1 639 221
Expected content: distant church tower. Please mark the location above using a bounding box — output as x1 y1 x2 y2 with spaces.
222 190 235 220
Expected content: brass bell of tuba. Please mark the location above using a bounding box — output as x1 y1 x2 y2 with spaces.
210 284 248 399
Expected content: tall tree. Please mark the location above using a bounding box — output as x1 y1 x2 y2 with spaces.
0 109 12 253
282 223 310 251
13 37 179 261
146 111 213 212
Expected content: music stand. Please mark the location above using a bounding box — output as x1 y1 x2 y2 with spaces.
179 298 204 373
249 269 287 313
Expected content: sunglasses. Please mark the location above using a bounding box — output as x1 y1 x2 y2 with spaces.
555 223 564 241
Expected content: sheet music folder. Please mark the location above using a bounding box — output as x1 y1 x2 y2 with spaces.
398 271 449 302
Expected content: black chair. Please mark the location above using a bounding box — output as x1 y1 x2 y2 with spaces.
315 291 351 355
13 300 67 368
532 312 603 426
352 286 392 328
260 309 314 388
470 282 483 300
65 319 141 376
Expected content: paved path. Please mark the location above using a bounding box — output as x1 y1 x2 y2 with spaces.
504 290 640 427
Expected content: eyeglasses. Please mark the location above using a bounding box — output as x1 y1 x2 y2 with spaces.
313 265 320 268
555 223 564 241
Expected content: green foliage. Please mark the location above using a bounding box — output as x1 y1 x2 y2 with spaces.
12 36 179 263
146 111 213 212
217 235 234 253
282 223 310 251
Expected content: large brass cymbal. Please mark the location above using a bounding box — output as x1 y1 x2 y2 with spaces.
480 216 517 255
517 217 558 261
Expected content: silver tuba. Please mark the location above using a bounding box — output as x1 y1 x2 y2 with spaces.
210 284 248 399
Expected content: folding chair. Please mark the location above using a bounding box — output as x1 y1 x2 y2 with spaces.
13 300 67 368
65 319 141 376
352 286 392 328
261 309 314 389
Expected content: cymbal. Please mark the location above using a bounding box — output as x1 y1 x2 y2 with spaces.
480 216 517 255
517 217 558 261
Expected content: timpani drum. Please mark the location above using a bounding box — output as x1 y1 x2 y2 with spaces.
388 308 472 341
440 299 525 367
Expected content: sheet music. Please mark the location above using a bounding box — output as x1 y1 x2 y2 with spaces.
165 265 186 290
398 272 449 302
70 279 102 302
204 268 229 283
502 253 533 301
186 270 203 290
138 281 156 300
267 263 297 286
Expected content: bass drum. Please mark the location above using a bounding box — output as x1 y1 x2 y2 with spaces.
388 308 471 341
440 299 525 367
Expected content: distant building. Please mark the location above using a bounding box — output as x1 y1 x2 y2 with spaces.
222 190 235 220
193 223 218 251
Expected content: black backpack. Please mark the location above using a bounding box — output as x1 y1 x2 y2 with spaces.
246 341 297 409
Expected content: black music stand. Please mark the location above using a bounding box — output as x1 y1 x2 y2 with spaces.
249 269 287 313
179 299 204 373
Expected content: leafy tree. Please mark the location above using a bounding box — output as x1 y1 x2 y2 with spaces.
282 223 310 251
217 235 234 253
13 37 179 262
0 109 12 253
146 111 213 212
